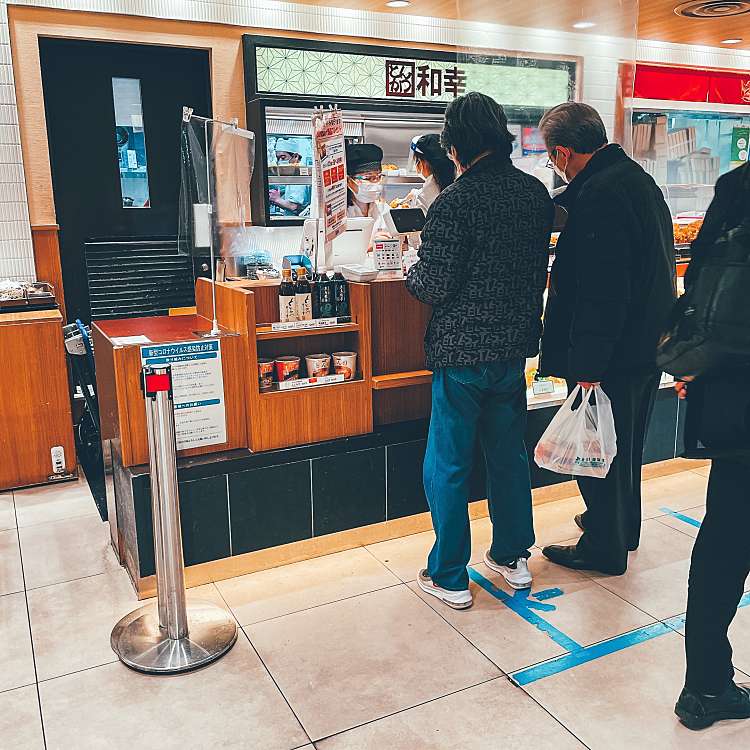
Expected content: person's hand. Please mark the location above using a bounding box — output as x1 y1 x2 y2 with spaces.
674 381 688 400
268 188 281 204
578 381 601 390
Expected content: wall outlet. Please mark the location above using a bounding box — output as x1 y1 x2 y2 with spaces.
51 446 66 475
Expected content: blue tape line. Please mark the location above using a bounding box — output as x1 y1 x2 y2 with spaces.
512 622 672 686
468 568 582 652
532 587 565 602
659 507 702 528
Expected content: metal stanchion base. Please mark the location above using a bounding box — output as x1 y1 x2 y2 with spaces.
111 600 237 674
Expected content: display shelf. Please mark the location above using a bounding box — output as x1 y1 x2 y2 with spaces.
371 370 432 390
256 322 359 340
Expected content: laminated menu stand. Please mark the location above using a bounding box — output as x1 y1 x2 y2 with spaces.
110 366 237 674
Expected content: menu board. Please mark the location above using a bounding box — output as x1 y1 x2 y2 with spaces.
312 107 348 244
140 340 227 450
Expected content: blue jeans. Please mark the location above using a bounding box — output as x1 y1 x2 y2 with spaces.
424 359 534 591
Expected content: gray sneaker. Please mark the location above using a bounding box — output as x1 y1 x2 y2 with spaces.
484 551 532 590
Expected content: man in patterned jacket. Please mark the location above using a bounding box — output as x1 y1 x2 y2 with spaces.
406 92 554 610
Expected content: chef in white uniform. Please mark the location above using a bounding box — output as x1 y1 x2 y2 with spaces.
345 142 392 244
407 134 455 213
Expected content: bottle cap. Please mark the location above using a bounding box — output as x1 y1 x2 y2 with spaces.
334 265 342 273
281 267 292 278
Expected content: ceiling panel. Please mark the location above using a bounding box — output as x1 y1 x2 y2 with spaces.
288 0 750 51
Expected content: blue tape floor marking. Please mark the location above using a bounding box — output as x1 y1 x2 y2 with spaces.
468 568 582 652
659 506 702 529
511 593 750 687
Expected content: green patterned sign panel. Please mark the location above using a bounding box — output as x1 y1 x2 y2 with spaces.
256 47 571 108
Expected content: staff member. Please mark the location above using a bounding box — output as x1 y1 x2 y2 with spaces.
345 142 391 243
269 137 311 216
408 134 456 212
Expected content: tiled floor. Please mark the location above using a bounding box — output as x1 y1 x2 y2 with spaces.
2 468 750 749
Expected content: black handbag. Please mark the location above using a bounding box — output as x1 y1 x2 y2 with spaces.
657 209 750 381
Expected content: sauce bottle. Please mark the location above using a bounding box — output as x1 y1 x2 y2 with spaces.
295 270 313 321
332 266 350 318
279 268 297 322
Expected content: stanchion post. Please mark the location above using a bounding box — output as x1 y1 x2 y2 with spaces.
110 366 237 674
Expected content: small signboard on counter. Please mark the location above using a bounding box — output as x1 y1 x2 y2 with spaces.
312 107 348 245
140 340 227 450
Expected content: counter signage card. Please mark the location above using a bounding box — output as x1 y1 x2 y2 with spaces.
731 126 749 169
277 373 345 391
312 108 347 244
140 340 227 451
270 317 339 332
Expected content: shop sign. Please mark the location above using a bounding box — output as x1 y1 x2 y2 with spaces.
635 65 750 107
254 46 571 108
312 107 348 244
140 340 227 450
385 60 466 99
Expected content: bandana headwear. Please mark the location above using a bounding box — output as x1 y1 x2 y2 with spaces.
345 143 384 176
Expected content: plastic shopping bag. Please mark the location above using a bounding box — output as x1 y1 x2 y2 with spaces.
534 385 617 479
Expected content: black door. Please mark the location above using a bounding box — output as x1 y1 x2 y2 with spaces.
40 39 212 322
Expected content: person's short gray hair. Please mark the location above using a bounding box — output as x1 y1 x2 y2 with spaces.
539 102 608 154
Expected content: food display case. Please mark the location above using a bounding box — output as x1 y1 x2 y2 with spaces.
243 34 577 227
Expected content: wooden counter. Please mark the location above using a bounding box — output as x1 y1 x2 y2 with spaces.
0 308 75 489
93 314 247 467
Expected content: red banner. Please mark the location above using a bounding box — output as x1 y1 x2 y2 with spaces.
634 64 750 106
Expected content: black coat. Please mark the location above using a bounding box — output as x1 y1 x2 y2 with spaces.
539 144 676 383
406 153 553 369
683 162 750 459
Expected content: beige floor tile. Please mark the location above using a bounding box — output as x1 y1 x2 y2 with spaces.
0 493 15 531
317 677 584 749
0 685 45 749
14 479 98 528
592 519 697 619
656 505 705 539
0 527 23 596
216 547 399 626
525 630 750 749
366 516 493 583
0 592 36 692
39 634 308 750
533 494 586 548
247 585 499 741
19 514 119 589
412 552 653 673
27 561 231 682
642 471 709 520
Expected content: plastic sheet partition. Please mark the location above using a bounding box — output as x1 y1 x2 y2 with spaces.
178 116 257 276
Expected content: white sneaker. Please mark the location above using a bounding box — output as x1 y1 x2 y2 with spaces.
484 552 532 590
417 569 473 610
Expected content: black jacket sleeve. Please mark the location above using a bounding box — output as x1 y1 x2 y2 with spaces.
567 194 633 382
405 191 470 307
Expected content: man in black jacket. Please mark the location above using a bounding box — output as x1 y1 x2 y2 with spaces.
538 102 676 576
406 92 553 610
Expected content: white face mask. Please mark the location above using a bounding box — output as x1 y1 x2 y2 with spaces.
551 148 570 184
354 181 383 204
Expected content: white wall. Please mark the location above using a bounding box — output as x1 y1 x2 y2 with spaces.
1 0 748 282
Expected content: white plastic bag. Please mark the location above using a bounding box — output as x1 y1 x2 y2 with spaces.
534 385 617 479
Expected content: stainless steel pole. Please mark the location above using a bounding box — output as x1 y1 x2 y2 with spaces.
111 366 237 674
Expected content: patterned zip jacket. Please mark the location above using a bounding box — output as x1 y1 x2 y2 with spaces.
406 153 553 370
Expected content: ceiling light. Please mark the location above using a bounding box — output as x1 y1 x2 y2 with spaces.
572 21 596 29
722 37 744 43
386 1 411 7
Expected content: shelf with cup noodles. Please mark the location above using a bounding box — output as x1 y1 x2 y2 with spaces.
195 276 372 452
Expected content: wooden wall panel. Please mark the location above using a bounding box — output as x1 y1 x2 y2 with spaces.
0 310 75 489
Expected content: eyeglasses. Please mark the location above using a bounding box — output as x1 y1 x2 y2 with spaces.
353 173 384 183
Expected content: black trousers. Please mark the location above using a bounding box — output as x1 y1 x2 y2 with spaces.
572 373 660 573
685 458 750 694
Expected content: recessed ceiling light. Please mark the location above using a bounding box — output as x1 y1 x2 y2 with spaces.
573 21 596 29
722 38 744 44
386 1 411 7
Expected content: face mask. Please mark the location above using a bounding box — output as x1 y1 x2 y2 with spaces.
355 181 383 204
551 148 570 184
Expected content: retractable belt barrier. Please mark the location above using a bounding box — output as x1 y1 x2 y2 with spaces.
110 366 237 674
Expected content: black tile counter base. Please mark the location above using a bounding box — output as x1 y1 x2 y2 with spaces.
112 391 683 579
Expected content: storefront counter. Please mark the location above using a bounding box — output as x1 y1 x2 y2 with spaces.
98 277 693 597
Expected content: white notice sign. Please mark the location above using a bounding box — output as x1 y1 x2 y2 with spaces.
140 340 227 450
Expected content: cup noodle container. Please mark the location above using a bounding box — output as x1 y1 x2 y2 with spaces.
258 358 274 392
332 351 357 381
275 356 300 382
305 353 331 378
